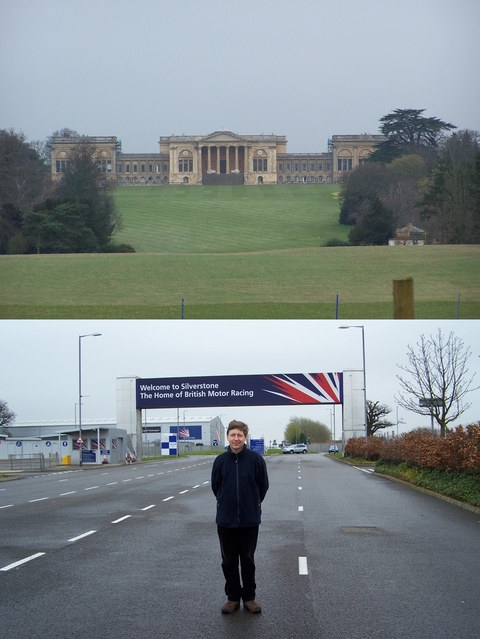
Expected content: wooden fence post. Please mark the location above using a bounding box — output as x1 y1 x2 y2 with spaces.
393 277 414 319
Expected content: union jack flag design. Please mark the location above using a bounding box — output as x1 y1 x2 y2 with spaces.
263 372 342 404
179 427 190 438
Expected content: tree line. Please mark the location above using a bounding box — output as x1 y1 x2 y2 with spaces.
0 128 129 254
336 109 480 245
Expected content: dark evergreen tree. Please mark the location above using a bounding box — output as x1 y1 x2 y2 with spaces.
369 108 456 164
338 162 388 225
348 197 396 245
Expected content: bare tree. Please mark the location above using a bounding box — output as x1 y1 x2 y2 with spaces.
395 329 478 436
0 399 16 434
366 400 394 437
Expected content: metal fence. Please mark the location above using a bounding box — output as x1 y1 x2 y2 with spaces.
0 453 60 471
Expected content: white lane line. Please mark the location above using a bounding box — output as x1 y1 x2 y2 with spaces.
0 504 14 509
147 474 154 477
135 476 145 480
179 490 189 494
298 487 302 490
298 506 304 512
162 496 174 502
29 497 48 503
123 479 132 483
84 486 99 491
202 481 209 485
299 557 308 575
1 553 46 572
111 515 131 524
59 479 69 482
68 530 96 542
141 505 155 511
107 482 118 486
60 491 76 496
192 485 201 488
353 466 375 474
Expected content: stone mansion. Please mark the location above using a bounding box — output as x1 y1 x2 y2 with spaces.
49 130 385 186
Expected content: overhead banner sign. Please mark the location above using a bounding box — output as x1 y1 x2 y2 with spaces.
136 372 343 410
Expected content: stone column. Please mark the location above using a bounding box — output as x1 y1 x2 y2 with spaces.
226 146 230 174
235 146 239 171
207 146 211 172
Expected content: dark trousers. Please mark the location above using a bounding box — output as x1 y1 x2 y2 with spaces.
217 525 259 602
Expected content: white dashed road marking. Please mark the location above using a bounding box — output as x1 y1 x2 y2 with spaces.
1 553 45 572
298 557 308 575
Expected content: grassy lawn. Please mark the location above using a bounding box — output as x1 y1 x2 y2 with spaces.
114 184 346 253
2 185 480 319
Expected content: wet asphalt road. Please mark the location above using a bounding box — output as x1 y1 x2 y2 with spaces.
0 453 479 639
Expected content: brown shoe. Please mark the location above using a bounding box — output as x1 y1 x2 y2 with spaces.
221 600 240 614
243 600 262 613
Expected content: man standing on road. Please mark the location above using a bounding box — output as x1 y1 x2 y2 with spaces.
211 420 269 614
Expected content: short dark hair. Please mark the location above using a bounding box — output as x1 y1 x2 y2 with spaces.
227 420 249 437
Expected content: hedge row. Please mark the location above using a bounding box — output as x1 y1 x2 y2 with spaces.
344 423 480 473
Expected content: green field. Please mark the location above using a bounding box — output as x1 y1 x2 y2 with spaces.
114 184 345 253
2 185 480 319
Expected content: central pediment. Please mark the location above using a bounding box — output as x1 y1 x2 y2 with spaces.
202 130 245 143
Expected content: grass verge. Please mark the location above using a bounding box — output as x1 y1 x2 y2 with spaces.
375 460 480 508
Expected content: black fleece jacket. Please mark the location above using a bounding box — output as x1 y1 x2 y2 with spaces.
211 445 269 528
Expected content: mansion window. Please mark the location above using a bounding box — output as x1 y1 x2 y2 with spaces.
310 163 315 171
326 163 332 171
141 164 146 173
338 159 352 171
133 165 138 173
278 163 283 172
163 164 169 173
97 159 112 173
358 158 367 166
286 163 291 172
55 160 70 173
178 158 193 172
294 163 299 171
125 165 130 173
318 163 323 171
253 158 267 172
117 164 123 172
302 163 307 172
149 164 153 172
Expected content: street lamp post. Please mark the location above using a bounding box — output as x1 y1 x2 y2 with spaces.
339 325 367 443
78 333 102 466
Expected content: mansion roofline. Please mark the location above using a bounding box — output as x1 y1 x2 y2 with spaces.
49 130 385 186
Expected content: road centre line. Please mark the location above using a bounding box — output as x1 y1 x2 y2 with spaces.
299 557 308 575
163 496 174 502
68 530 96 542
192 485 200 488
298 506 304 511
107 482 117 486
60 491 76 496
179 490 189 494
84 486 99 491
0 504 14 509
141 505 155 511
0 553 46 572
29 497 49 503
111 515 131 524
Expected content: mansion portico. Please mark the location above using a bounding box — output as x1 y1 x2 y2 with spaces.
49 130 385 186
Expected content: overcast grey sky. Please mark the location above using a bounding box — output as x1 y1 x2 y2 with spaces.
1 320 478 444
1 0 479 153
